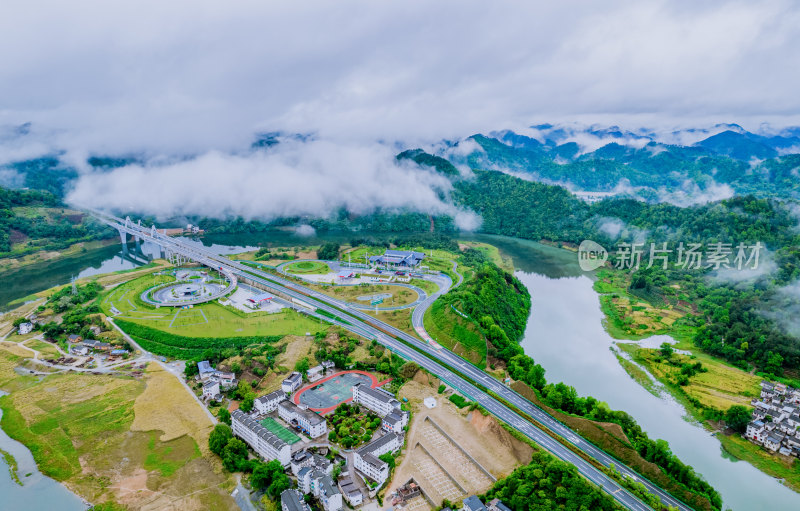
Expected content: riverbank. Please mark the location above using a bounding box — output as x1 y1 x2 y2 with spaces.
474 233 800 510
0 238 117 273
0 341 237 510
593 268 800 494
0 389 90 511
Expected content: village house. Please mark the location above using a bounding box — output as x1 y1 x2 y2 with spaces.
281 489 312 511
18 322 33 335
203 380 221 400
290 449 333 477
352 383 409 432
353 433 403 485
254 390 287 414
299 469 342 511
70 345 90 356
338 479 363 506
462 496 488 511
744 381 800 457
197 360 237 389
487 499 512 511
82 339 112 351
282 372 303 393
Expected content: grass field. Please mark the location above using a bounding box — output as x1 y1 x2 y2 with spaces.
260 417 301 444
365 309 417 338
284 261 331 274
23 339 61 358
423 300 486 366
0 346 236 509
305 282 421 309
102 274 323 338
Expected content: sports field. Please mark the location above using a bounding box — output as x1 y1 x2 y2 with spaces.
295 370 378 413
260 417 301 444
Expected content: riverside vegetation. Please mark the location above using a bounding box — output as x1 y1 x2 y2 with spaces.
425 247 722 510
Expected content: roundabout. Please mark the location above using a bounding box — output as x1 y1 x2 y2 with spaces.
140 268 236 307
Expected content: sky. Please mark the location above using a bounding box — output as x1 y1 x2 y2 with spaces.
2 0 800 220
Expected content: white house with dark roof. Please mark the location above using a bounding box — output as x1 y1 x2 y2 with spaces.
282 372 303 393
338 479 363 506
231 410 292 466
487 499 512 511
255 390 287 414
352 383 409 432
353 433 403 485
198 360 214 377
746 421 767 444
18 322 33 335
202 380 221 400
382 410 407 434
462 496 487 511
281 489 312 511
306 470 342 511
278 401 327 438
765 433 784 452
290 449 333 477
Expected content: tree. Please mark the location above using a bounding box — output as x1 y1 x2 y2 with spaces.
218 408 231 425
399 361 420 379
295 357 310 375
240 395 255 413
222 438 249 472
251 460 284 491
267 473 292 499
659 342 674 359
317 242 340 261
378 453 396 469
209 424 233 456
725 405 751 433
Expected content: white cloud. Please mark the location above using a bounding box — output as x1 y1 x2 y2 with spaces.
597 218 626 239
65 139 480 228
1 0 799 160
763 280 800 338
2 0 800 223
709 249 778 286
655 179 735 206
294 224 316 237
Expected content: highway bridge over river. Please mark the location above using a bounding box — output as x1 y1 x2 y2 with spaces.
92 210 694 511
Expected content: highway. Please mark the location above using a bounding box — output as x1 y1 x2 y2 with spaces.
94 212 692 511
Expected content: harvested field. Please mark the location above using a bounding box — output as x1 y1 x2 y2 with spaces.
132 364 215 450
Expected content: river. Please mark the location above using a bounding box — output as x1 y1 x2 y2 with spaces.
2 231 799 509
483 234 800 510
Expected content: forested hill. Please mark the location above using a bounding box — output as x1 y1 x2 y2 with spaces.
0 186 110 257
456 128 800 199
450 167 800 378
